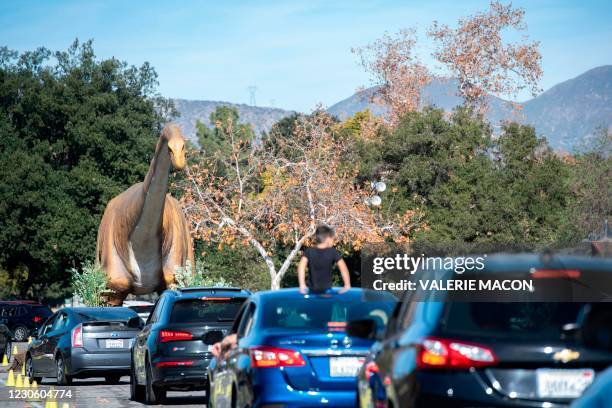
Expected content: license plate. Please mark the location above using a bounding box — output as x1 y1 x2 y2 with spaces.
329 357 365 377
105 339 124 349
536 368 595 398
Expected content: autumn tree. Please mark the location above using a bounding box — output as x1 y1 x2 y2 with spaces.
428 1 542 112
353 29 431 125
181 111 421 289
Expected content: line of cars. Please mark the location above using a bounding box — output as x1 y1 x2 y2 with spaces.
10 252 612 407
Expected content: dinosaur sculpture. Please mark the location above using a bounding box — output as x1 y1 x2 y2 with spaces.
96 124 194 305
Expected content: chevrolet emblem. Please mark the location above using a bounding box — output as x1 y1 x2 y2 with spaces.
553 349 580 363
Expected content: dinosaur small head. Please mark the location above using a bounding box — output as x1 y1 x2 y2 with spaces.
162 124 187 171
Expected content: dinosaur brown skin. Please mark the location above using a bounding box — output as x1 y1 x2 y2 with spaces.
96 124 194 305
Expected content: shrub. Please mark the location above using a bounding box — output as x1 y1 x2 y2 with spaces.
70 261 112 306
173 261 231 289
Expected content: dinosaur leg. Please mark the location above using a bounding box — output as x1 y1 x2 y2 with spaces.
105 247 132 306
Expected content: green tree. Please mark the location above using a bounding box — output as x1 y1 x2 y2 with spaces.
0 40 173 300
196 106 255 155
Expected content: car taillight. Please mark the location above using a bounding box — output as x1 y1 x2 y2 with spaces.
250 346 306 368
72 324 83 348
32 316 42 323
417 337 496 369
155 360 194 368
532 269 581 279
364 361 379 380
159 330 193 343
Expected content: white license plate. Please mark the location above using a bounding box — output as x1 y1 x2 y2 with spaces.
536 368 595 398
105 339 124 349
329 357 365 377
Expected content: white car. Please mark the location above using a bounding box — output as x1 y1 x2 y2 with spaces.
122 300 154 322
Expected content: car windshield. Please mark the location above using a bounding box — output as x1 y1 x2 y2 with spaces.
170 298 246 323
77 309 135 321
262 294 395 334
440 302 610 341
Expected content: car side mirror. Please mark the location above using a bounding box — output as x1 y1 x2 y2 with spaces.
346 318 378 340
127 316 143 329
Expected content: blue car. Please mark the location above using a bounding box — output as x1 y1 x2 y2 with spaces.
208 288 396 408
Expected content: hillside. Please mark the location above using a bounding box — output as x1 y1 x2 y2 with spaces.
328 66 612 150
172 99 293 144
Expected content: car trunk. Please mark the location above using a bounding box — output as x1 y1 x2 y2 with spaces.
259 330 373 392
82 321 140 352
157 322 231 358
438 301 612 402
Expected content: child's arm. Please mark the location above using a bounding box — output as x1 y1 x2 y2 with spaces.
298 256 308 294
337 259 351 293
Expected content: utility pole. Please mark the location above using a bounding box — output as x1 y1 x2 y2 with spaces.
248 86 257 106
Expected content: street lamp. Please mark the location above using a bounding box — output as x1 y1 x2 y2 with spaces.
365 179 386 207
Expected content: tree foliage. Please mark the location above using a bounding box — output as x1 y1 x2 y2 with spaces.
354 108 573 243
0 40 171 299
428 1 542 112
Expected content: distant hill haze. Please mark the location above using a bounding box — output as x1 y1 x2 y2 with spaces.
172 99 293 145
328 66 612 151
173 66 611 151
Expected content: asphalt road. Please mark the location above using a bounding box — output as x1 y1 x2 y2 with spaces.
0 342 207 408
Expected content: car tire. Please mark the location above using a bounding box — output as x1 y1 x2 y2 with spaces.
105 375 121 384
130 360 145 402
145 359 165 404
25 354 42 384
13 325 28 342
55 354 72 385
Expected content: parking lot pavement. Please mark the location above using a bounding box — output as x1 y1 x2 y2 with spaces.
1 343 207 408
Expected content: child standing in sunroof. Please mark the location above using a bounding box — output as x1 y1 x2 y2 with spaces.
298 225 351 294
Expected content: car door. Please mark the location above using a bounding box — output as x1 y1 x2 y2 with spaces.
41 311 69 375
229 302 257 407
31 313 58 375
212 301 253 408
134 296 164 384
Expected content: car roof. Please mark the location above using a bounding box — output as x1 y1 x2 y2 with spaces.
163 286 251 300
250 287 397 303
63 307 136 314
466 253 612 274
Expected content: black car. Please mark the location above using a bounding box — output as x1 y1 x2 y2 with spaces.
130 286 250 404
26 307 142 385
356 254 612 408
0 301 52 341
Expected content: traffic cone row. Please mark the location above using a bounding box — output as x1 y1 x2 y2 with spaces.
4 370 36 388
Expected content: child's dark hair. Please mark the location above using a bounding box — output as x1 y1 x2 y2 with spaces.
315 225 335 244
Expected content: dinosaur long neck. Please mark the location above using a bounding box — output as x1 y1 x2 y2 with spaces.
132 138 171 245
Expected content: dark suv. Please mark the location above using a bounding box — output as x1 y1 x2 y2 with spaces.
130 287 250 404
356 254 612 407
0 301 53 341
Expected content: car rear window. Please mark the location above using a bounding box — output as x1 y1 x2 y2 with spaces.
129 305 153 314
263 295 395 334
440 302 607 341
170 298 246 323
31 306 52 317
77 309 136 321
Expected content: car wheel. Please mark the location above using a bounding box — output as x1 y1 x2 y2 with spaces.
25 354 42 383
145 359 165 404
55 355 72 385
105 375 121 384
13 325 28 342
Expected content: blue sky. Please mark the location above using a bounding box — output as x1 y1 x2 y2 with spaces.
1 0 611 112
